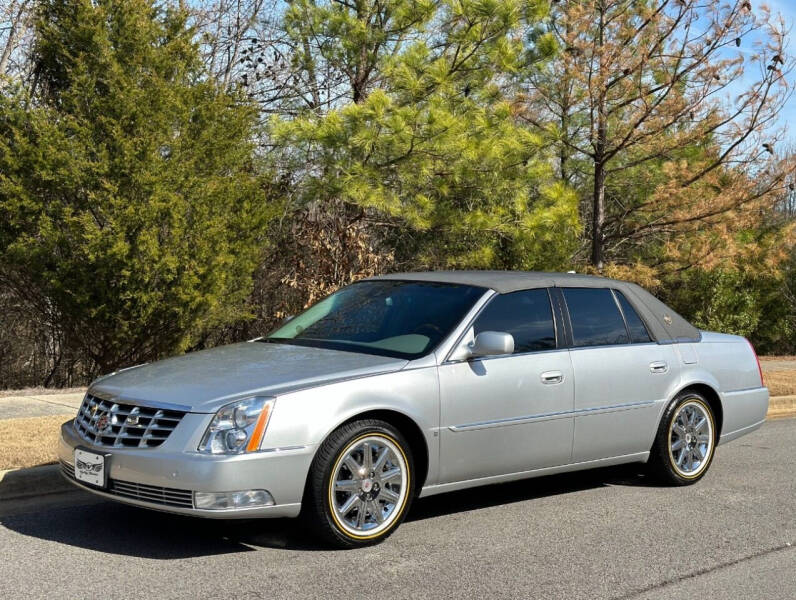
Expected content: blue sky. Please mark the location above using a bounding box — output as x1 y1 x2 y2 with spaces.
759 1 796 142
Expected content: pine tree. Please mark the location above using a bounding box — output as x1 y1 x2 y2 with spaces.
0 0 274 373
270 0 580 272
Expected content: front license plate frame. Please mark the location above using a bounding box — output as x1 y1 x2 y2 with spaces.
74 447 109 489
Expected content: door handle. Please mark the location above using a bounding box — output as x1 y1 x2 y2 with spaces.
650 361 668 374
541 370 564 384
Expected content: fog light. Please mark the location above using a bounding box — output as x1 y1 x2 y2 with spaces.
194 490 275 510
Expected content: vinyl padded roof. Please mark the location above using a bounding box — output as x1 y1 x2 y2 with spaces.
368 270 701 343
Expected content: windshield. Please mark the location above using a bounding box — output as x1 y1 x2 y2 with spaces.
264 280 486 359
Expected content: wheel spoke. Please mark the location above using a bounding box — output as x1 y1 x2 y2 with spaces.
697 432 711 444
694 416 708 432
370 500 384 524
381 487 400 503
678 410 689 428
695 444 706 459
671 439 684 451
335 479 360 492
339 493 360 516
380 467 401 483
355 498 367 528
676 448 687 467
373 446 390 473
344 455 362 477
363 442 372 472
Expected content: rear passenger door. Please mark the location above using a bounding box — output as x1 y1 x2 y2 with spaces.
559 287 679 463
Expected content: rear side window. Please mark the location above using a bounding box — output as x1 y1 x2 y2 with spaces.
562 288 629 347
474 289 556 353
615 290 652 343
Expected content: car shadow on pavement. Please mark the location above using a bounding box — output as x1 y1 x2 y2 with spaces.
407 463 656 522
0 498 323 557
1 464 661 557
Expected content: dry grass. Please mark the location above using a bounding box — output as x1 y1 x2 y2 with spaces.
764 370 796 398
759 356 796 362
0 387 85 398
0 415 68 470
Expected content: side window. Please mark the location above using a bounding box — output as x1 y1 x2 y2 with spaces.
615 290 652 343
562 288 629 347
473 289 556 353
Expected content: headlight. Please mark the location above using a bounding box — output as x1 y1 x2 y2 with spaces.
198 397 275 455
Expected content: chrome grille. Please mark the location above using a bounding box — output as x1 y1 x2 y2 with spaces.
108 480 193 508
74 393 185 448
61 460 75 479
60 461 194 509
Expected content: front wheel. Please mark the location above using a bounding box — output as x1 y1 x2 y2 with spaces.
648 391 717 485
303 419 415 548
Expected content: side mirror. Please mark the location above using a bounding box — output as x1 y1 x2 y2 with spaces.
469 331 514 359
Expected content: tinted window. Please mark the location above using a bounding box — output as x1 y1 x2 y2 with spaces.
474 289 556 353
615 290 652 343
266 281 484 359
563 288 629 347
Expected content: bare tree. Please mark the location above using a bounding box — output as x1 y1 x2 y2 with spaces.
523 0 795 271
0 0 33 80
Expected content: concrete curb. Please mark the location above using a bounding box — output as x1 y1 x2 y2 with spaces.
0 398 794 504
0 463 73 502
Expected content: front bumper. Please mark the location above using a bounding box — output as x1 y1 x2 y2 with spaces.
59 420 315 519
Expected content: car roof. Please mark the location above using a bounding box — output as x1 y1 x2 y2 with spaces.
368 270 617 294
366 270 701 343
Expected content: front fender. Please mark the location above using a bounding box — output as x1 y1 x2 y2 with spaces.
263 366 440 484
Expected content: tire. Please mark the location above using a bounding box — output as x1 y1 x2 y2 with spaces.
302 419 415 548
648 390 717 485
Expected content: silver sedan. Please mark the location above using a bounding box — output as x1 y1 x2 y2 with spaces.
59 271 769 547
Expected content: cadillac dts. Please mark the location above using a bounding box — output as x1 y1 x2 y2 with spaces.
59 271 769 547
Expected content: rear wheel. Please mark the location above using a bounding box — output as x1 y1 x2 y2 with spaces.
648 391 716 485
303 419 415 548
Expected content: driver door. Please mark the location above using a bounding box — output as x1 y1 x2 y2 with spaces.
437 288 575 483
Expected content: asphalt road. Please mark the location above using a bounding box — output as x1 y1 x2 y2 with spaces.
0 419 793 600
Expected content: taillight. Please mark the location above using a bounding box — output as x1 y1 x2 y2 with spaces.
746 338 764 387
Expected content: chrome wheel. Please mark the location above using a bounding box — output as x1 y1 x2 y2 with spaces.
329 434 409 538
668 399 714 478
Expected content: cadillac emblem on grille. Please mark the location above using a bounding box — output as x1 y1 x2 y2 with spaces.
95 411 111 433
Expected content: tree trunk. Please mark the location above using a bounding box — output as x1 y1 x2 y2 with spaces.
0 1 29 77
591 159 605 270
590 0 607 271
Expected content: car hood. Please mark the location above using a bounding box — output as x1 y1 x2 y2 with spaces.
89 342 409 413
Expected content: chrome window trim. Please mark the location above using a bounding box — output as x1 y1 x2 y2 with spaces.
566 341 660 352
437 289 497 364
559 286 631 348
612 288 654 344
441 288 561 364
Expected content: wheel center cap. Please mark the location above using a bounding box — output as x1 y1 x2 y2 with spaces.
361 478 373 493
685 433 692 444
